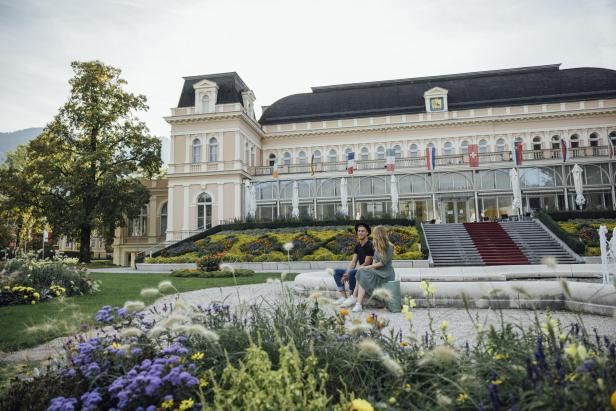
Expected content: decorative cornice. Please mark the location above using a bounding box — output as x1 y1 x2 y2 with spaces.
165 111 264 137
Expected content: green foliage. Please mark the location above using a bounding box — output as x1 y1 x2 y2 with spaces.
536 211 585 254
240 235 282 256
0 61 162 262
170 268 255 278
548 210 616 221
145 252 201 264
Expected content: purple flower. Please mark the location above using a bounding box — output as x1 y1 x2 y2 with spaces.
162 342 188 356
81 390 102 411
48 396 78 411
84 362 101 378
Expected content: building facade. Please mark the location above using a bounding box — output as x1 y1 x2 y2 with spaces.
112 64 616 265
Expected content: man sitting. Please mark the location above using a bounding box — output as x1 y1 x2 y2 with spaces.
333 222 374 307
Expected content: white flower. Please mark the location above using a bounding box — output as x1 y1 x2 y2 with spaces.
436 392 453 406
430 346 458 363
308 291 321 300
325 268 334 277
119 327 144 338
381 356 403 377
140 288 160 298
372 288 392 302
349 323 372 334
162 313 190 328
220 263 235 273
280 271 289 281
174 324 220 342
158 281 175 292
172 299 193 313
357 339 384 358
541 256 558 269
148 325 166 337
123 301 146 313
283 242 294 251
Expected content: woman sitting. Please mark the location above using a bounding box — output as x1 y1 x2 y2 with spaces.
351 225 395 312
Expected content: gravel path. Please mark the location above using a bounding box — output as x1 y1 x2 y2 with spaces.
3 281 616 365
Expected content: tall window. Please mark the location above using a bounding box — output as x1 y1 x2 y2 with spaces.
393 145 402 159
589 132 599 147
360 147 369 161
496 138 506 152
532 136 542 151
197 193 212 230
570 134 579 148
250 147 255 166
328 149 337 162
443 142 453 156
245 143 250 164
478 139 488 153
298 151 307 165
409 144 418 157
192 138 202 163
268 153 277 166
283 152 292 165
376 146 385 160
208 137 218 162
313 150 321 163
201 95 210 113
460 140 469 154
610 132 616 147
128 206 148 237
551 135 561 149
160 202 168 236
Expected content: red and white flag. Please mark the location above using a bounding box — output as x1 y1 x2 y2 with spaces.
425 147 436 171
346 152 355 174
385 148 395 172
468 144 479 167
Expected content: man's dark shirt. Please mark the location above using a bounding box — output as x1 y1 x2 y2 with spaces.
354 240 375 266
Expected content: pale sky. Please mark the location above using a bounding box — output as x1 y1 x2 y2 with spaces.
1 0 615 138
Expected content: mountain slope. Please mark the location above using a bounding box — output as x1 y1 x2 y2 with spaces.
0 127 43 163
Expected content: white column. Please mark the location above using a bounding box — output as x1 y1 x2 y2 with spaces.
165 185 174 242
235 132 241 161
235 182 242 219
185 136 190 165
182 185 189 232
217 183 224 225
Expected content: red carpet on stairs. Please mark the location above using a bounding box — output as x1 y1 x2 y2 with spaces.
463 222 529 265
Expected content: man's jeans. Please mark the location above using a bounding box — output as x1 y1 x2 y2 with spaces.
333 268 357 293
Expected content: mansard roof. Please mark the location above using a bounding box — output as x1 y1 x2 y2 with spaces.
259 64 616 125
177 72 250 108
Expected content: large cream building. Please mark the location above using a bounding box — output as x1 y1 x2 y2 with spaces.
112 64 616 266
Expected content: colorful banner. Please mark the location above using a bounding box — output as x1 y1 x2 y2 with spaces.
385 148 395 172
425 147 436 171
310 153 315 175
346 151 355 174
272 159 279 178
468 144 479 167
560 138 568 162
513 141 523 166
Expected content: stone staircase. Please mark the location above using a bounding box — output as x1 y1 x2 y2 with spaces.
499 220 583 264
422 223 484 267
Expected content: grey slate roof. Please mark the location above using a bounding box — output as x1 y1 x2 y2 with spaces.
177 72 250 108
258 64 616 125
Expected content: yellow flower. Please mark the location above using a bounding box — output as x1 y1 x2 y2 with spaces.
366 315 376 325
565 373 577 382
439 321 449 331
408 298 417 308
399 341 410 347
33 292 40 299
446 334 454 345
611 390 616 410
191 352 204 361
111 342 122 350
178 398 194 410
199 377 209 388
404 312 413 321
403 383 412 392
388 397 397 405
457 393 468 403
493 353 509 360
31 301 36 305
339 308 349 317
348 398 374 411
491 378 503 385
161 398 174 409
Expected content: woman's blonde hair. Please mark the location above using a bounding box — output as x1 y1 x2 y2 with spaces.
372 225 392 257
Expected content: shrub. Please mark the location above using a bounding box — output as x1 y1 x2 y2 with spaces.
548 210 616 221
579 226 600 246
387 228 417 254
253 251 287 262
239 235 281 256
145 252 201 264
586 246 601 256
300 247 344 261
162 242 198 257
536 211 585 255
198 253 226 272
393 250 423 260
171 268 255 278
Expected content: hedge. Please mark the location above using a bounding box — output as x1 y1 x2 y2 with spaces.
548 210 616 221
170 268 255 278
536 211 585 254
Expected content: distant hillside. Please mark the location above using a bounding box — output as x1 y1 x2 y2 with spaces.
0 127 43 163
0 129 170 165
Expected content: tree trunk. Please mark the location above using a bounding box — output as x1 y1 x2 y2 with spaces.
79 224 92 263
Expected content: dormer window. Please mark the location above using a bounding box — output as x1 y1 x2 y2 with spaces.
201 95 210 113
424 87 449 112
193 79 219 113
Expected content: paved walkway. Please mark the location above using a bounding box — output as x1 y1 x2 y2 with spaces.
4 281 616 366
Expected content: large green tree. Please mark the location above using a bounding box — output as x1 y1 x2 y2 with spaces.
0 61 162 262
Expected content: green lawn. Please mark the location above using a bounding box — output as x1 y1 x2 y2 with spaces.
0 272 293 352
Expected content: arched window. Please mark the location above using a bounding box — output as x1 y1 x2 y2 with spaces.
208 137 218 162
344 147 353 157
250 146 255 166
409 144 418 157
443 142 453 156
196 193 212 230
313 150 322 163
496 138 506 152
427 143 435 150
610 131 616 147
532 136 542 151
478 139 488 154
570 134 579 148
160 202 168 236
589 132 600 147
551 135 561 150
201 95 209 113
191 138 202 163
460 140 469 154
128 206 148 237
298 151 307 165
360 147 369 161
376 146 385 160
283 152 292 165
268 153 277 167
328 149 337 162
393 145 402 159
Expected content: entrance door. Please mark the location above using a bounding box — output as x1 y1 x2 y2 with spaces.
442 199 469 223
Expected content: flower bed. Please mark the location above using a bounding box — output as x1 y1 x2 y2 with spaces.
557 218 616 255
2 282 616 410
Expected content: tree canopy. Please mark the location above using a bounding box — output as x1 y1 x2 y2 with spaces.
0 61 162 261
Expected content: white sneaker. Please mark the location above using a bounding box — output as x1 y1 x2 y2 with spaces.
340 297 357 308
351 303 363 313
334 297 346 305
